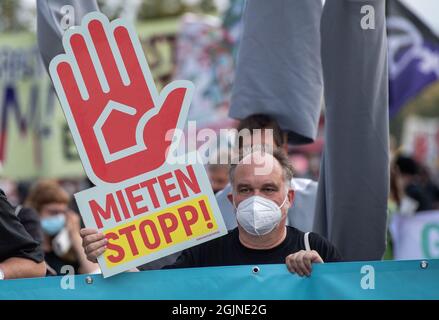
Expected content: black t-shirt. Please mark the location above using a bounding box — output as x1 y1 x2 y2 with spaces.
0 190 44 263
17 206 44 245
165 226 342 269
44 251 80 276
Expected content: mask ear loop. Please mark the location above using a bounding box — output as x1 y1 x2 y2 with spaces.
231 191 238 210
278 193 289 209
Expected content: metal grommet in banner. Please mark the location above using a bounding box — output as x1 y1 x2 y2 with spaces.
252 266 260 274
420 260 429 269
85 276 94 284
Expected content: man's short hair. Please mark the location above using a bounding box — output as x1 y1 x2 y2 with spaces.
236 114 284 149
229 145 294 188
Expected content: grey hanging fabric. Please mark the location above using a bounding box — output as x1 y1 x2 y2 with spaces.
229 0 324 144
37 0 99 70
313 0 389 261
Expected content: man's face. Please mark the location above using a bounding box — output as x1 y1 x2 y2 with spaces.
228 152 294 217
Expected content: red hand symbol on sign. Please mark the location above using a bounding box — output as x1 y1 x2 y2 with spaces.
49 13 193 184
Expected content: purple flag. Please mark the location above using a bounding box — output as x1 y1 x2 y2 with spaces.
387 0 439 117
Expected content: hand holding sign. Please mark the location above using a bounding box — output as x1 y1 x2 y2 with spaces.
50 13 193 184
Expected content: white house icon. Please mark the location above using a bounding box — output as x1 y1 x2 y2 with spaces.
93 100 147 164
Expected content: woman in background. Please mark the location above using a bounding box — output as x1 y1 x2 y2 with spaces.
25 180 99 275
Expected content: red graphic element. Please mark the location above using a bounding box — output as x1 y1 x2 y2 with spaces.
414 134 428 164
199 199 214 229
52 18 191 184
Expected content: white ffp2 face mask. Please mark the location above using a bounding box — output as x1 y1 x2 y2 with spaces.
235 195 288 236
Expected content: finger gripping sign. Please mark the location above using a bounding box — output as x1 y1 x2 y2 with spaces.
49 12 227 277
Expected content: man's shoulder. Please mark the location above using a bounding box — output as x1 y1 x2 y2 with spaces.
307 231 343 262
308 231 331 246
286 225 304 236
285 226 307 245
285 227 334 251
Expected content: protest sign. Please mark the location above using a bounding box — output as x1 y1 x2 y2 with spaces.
0 37 84 180
49 12 227 277
390 211 439 260
401 116 439 176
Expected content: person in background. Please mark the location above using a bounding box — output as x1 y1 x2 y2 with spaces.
206 149 231 194
384 156 405 260
395 155 434 214
215 114 318 232
418 165 439 210
25 180 99 275
0 189 46 279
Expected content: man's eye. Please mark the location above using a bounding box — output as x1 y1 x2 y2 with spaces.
263 188 276 193
239 188 250 193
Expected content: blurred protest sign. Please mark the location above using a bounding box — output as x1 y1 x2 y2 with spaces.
169 3 245 156
0 34 84 179
401 116 439 176
173 3 243 131
390 211 439 260
49 12 226 277
174 14 234 129
2 2 244 180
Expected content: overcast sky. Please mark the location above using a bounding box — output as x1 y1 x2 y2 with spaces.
399 0 439 35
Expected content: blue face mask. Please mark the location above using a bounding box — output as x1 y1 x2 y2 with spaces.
41 214 66 236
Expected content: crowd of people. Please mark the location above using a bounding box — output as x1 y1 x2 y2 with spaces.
1 0 438 286
2 112 438 280
0 114 341 279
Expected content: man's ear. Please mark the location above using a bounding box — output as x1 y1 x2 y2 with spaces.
287 189 295 207
227 193 234 205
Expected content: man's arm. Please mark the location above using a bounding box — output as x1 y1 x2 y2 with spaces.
17 207 44 245
0 190 46 279
0 258 46 279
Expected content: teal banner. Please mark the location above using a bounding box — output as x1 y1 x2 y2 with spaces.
1 259 438 300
